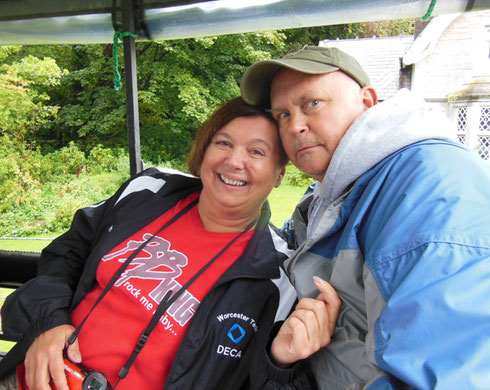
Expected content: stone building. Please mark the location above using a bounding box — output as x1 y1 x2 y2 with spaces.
320 9 490 161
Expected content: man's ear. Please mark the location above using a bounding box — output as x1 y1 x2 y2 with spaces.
274 166 286 188
361 86 378 109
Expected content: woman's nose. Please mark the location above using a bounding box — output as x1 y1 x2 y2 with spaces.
225 148 246 169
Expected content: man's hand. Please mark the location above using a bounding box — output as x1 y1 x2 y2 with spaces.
271 276 341 367
24 324 81 390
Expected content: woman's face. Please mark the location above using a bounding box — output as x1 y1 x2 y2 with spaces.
199 115 285 218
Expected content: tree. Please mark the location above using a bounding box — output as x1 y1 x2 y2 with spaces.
280 19 414 52
10 32 289 163
0 46 66 144
4 20 414 164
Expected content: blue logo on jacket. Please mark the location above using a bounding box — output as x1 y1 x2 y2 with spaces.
227 323 245 344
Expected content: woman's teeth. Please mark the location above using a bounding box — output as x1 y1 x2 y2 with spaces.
220 175 246 186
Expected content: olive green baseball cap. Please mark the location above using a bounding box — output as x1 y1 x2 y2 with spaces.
240 45 370 107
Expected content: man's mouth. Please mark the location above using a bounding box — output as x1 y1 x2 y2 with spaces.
219 174 247 187
297 144 318 155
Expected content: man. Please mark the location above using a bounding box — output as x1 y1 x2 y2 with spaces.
240 46 490 389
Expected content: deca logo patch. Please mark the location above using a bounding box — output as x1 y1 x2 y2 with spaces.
227 323 246 344
217 323 246 359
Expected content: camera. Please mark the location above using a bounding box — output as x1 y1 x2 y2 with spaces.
51 358 111 390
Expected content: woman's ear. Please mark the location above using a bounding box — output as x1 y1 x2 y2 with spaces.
274 166 286 188
361 86 378 109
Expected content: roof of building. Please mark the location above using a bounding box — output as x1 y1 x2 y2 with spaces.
448 77 490 103
319 35 414 100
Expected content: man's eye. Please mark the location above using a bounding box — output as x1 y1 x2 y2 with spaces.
276 112 290 121
306 99 320 109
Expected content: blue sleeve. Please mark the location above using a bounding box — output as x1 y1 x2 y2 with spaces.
361 142 490 389
373 242 490 388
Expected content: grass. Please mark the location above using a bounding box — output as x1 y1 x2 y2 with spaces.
0 287 15 353
0 231 57 251
0 238 54 252
268 184 308 227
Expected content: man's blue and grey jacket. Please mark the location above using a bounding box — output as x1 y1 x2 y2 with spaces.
285 89 490 389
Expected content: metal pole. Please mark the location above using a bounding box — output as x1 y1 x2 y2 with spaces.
122 0 143 177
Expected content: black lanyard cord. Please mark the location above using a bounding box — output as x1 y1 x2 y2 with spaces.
117 216 256 382
68 198 199 346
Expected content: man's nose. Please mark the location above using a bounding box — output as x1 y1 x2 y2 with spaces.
287 112 308 135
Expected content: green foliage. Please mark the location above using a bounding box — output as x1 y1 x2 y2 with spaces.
0 171 129 236
280 24 366 50
154 156 189 173
0 135 44 213
134 33 287 162
53 141 87 175
4 34 290 163
88 144 119 173
0 50 66 144
284 163 315 187
279 19 414 52
0 133 130 234
0 45 22 61
363 19 415 37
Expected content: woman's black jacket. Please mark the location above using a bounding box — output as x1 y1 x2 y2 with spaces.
0 168 315 389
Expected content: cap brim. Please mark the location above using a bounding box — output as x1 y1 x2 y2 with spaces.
240 58 339 107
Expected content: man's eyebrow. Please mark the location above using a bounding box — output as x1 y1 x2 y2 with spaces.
270 92 320 112
266 108 282 114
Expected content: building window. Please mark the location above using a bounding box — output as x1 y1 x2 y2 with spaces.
457 107 467 144
454 105 490 162
477 107 490 160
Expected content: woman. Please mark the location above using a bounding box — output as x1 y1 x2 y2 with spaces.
0 97 339 389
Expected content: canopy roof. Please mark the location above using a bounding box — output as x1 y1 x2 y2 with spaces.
1 0 489 45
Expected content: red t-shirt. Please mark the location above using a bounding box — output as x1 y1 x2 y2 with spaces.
18 192 254 389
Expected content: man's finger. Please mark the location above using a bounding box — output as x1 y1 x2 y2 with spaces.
295 297 329 315
272 314 313 365
313 276 340 304
313 276 342 334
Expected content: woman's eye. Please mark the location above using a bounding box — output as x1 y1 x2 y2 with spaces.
251 149 265 157
215 140 230 147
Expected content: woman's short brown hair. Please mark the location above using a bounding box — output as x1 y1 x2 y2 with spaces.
188 96 288 176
